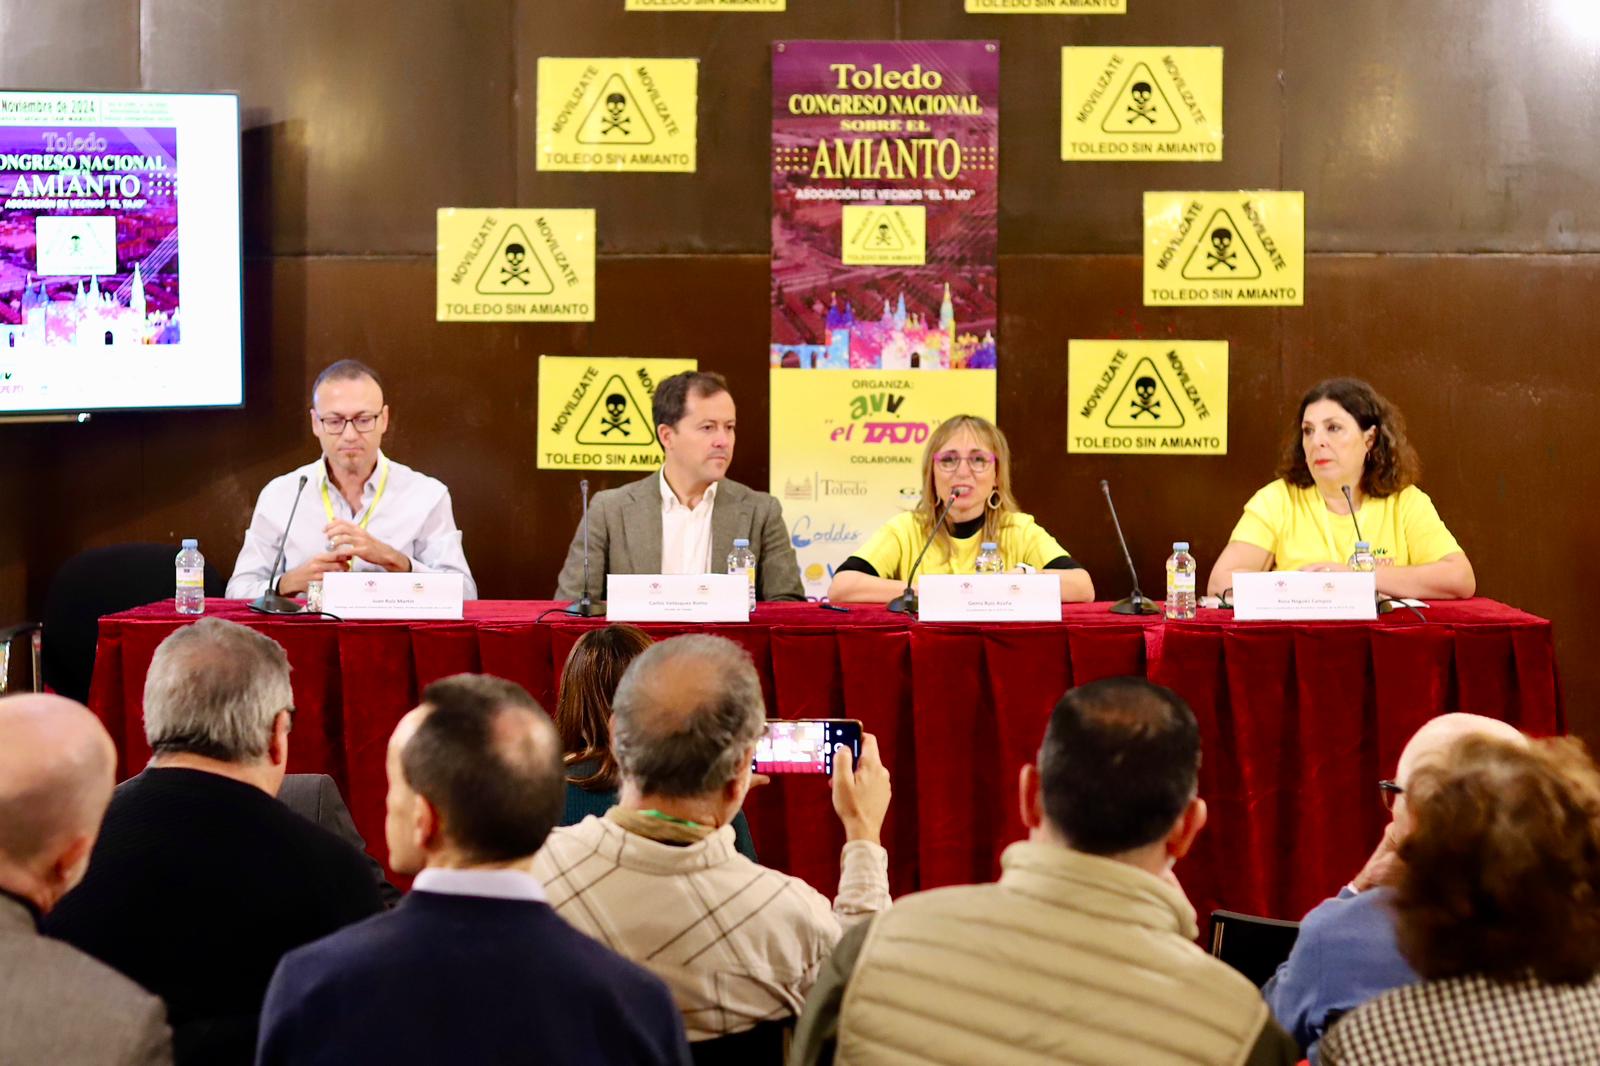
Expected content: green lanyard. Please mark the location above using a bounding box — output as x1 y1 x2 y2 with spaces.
640 809 705 830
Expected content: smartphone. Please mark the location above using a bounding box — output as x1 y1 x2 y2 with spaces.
753 719 863 776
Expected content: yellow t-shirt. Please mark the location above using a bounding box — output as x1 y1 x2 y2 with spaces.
1229 480 1464 572
854 511 1074 581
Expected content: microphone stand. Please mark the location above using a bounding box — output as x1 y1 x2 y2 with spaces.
250 475 310 615
563 478 606 617
1341 485 1365 543
1100 480 1160 616
888 491 960 615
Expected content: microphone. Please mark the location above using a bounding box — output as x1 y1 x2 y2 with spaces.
888 488 963 615
563 478 606 617
1101 479 1160 616
249 474 309 615
1341 485 1365 543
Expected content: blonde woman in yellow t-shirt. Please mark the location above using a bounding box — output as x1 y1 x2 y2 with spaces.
826 414 1095 604
1208 378 1476 600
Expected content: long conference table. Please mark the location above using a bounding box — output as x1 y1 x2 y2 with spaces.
89 598 1560 925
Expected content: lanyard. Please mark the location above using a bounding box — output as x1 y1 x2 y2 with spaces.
321 456 390 529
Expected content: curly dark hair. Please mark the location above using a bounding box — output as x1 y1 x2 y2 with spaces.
555 624 653 792
1275 378 1421 498
1394 735 1600 985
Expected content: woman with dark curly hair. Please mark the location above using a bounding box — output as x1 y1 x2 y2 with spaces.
1207 378 1475 599
1320 734 1600 1064
556 623 758 859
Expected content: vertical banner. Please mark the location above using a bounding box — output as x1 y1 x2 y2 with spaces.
770 40 999 371
770 368 997 599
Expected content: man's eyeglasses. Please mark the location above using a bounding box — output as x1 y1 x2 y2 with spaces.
934 450 995 474
316 412 381 434
1379 778 1404 811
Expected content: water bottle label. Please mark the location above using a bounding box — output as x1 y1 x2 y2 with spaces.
1168 572 1196 594
176 567 204 588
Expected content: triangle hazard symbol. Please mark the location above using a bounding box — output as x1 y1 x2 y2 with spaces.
577 73 656 146
1102 62 1183 134
477 223 556 296
575 375 655 447
1181 209 1263 281
862 212 906 251
1106 357 1186 429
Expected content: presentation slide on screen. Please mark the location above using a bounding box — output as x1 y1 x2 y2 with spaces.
0 91 242 414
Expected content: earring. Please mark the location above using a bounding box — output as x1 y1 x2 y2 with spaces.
987 489 1001 510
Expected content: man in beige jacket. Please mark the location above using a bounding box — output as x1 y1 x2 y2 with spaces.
793 676 1299 1066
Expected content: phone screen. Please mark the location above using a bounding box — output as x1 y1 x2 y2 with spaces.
753 719 863 775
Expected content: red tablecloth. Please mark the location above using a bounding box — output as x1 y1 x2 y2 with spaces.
89 599 1560 923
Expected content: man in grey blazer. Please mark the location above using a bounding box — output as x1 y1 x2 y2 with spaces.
0 694 172 1066
556 370 805 603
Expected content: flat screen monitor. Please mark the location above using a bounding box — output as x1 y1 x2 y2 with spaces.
0 90 242 416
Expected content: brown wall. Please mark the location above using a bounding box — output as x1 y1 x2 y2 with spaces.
3 2 1596 739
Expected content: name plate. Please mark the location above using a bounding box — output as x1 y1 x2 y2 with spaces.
1232 571 1377 621
607 574 750 623
917 574 1063 623
320 572 465 620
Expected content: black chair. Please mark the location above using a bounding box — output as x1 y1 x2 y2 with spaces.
689 1020 790 1066
1209 909 1301 988
40 543 227 703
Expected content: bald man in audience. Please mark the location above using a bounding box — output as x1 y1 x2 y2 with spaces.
1264 712 1529 1064
0 694 172 1066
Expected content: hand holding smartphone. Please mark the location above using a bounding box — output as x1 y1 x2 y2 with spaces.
753 719 863 775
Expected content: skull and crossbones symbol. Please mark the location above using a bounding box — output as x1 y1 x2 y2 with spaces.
1126 82 1158 124
1205 228 1237 271
500 243 530 286
1130 377 1161 419
600 393 631 436
601 93 630 136
873 222 894 247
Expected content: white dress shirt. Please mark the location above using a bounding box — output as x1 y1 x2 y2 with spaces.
412 867 548 903
659 472 717 575
226 451 477 599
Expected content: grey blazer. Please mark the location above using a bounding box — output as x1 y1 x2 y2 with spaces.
278 774 400 907
555 474 806 602
0 894 172 1065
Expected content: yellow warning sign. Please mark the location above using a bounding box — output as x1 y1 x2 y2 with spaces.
1144 191 1304 307
1062 48 1222 162
537 58 698 173
538 356 698 470
1067 340 1228 454
840 205 926 266
437 208 595 322
966 0 1125 12
627 0 783 8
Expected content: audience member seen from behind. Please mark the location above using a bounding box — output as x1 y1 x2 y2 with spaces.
793 677 1298 1066
1322 735 1600 1065
556 623 758 860
1265 712 1526 1063
534 634 893 1043
42 618 383 1066
826 414 1094 603
258 675 689 1066
0 694 172 1066
1208 378 1475 599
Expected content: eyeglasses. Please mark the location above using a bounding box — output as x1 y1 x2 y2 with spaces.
1378 778 1403 811
316 412 381 434
934 450 995 474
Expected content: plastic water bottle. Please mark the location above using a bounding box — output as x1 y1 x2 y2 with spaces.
175 539 205 615
1165 541 1196 620
727 538 756 612
975 541 1004 574
1349 541 1376 573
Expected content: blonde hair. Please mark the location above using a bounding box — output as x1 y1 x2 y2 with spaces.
914 415 1020 562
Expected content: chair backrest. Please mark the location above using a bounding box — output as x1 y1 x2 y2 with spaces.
1209 909 1302 988
689 1020 790 1066
42 543 227 703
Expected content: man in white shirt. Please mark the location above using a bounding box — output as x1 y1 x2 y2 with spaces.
256 674 689 1066
554 371 803 602
227 360 477 600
